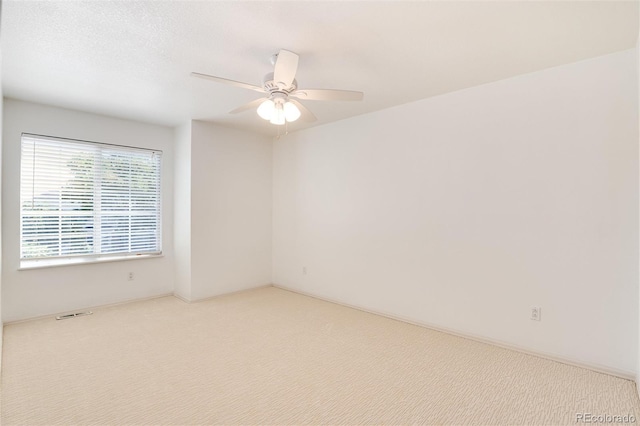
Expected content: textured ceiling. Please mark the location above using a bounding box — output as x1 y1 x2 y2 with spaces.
2 1 638 136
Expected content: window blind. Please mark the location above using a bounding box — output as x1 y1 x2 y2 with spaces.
20 134 162 260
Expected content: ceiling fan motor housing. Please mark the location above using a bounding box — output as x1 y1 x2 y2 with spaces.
263 72 297 94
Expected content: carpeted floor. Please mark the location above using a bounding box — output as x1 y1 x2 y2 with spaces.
2 286 639 425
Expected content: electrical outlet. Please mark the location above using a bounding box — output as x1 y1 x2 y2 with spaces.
530 307 541 321
128 272 134 281
302 266 307 275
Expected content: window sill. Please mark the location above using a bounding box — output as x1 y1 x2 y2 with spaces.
19 253 164 270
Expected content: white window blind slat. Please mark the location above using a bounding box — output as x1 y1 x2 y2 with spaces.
20 134 162 260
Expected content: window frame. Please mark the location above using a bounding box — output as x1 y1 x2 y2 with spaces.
19 133 163 269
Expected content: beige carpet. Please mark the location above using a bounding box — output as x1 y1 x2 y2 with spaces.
2 286 639 425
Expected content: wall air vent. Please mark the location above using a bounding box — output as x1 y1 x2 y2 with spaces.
55 311 93 320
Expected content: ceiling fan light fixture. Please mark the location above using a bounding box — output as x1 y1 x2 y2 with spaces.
193 49 363 127
270 102 286 125
257 99 275 120
284 102 301 122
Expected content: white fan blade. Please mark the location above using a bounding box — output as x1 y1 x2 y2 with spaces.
292 89 363 101
229 98 266 114
289 99 317 122
191 72 264 93
273 50 299 89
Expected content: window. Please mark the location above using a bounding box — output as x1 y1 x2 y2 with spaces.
20 134 162 266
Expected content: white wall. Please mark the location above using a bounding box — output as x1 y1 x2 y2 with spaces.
637 28 640 391
273 49 639 375
0 38 4 371
2 99 175 322
174 122 192 301
188 121 272 300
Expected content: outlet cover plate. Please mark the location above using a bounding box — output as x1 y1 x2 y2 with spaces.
531 307 541 321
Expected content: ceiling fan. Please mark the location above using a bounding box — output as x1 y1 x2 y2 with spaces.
191 49 364 125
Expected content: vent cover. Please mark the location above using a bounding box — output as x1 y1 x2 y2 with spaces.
55 311 93 320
